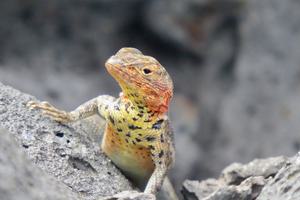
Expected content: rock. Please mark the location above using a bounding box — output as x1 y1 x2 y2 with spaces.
0 0 142 69
183 177 266 200
183 179 221 200
145 0 242 56
180 0 300 181
0 81 132 199
257 154 300 200
103 191 155 200
182 156 290 200
0 128 79 200
221 157 287 185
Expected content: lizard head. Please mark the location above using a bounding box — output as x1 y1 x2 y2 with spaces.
105 47 173 114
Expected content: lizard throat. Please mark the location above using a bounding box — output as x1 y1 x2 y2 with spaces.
145 92 172 114
121 87 172 115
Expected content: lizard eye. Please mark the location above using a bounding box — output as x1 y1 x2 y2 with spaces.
142 68 152 75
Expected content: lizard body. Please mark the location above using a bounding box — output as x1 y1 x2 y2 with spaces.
27 48 175 195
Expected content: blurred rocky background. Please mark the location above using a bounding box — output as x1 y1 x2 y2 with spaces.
1 0 300 196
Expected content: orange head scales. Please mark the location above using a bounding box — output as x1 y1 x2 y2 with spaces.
105 48 173 114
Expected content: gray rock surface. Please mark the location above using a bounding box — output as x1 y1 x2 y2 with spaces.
184 177 266 200
0 128 79 200
182 0 300 181
182 156 290 200
257 154 300 200
221 157 287 185
104 191 156 200
0 82 132 199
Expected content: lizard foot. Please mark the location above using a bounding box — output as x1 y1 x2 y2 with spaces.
27 101 71 123
102 191 156 200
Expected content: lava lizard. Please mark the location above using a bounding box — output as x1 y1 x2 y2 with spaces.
27 48 177 199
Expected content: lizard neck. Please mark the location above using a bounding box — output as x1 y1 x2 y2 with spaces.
120 91 170 117
119 83 172 116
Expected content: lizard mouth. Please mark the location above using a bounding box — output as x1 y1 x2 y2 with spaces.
105 58 135 89
105 56 124 77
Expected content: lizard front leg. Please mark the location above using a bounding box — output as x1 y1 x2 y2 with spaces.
144 119 177 198
27 95 115 123
144 137 171 195
144 164 167 194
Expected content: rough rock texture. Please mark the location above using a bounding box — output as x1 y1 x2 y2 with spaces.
182 155 300 200
221 157 287 185
0 128 79 200
0 81 133 199
257 155 300 200
104 191 156 200
183 177 266 200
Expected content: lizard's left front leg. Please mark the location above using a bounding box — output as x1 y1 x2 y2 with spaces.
27 95 115 123
144 120 176 196
144 162 168 194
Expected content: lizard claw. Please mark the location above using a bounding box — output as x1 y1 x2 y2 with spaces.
27 100 71 123
27 100 39 110
27 101 52 109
